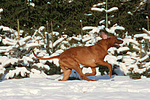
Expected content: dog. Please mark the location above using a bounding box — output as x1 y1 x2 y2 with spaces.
33 31 123 81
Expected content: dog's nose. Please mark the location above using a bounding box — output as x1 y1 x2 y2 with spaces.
120 40 123 43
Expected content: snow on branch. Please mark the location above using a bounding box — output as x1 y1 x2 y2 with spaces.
19 36 32 46
0 25 14 32
82 26 97 30
0 25 24 39
82 25 105 34
30 69 47 79
91 6 118 13
0 8 3 13
133 28 150 40
139 55 149 62
33 63 50 70
93 2 106 7
2 37 17 46
117 47 130 53
135 0 147 11
91 7 105 12
0 46 13 53
123 38 139 46
106 7 118 13
142 28 150 36
134 33 150 40
133 45 145 53
49 35 67 48
105 24 125 34
32 26 45 38
25 43 39 49
5 67 30 79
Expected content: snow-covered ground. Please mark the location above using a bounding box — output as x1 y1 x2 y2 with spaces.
0 75 150 100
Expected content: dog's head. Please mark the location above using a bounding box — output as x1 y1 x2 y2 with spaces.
101 32 123 48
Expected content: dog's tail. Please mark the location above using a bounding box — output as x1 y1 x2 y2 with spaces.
32 50 59 60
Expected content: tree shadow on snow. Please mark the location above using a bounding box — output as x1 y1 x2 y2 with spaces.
87 75 115 81
69 70 115 81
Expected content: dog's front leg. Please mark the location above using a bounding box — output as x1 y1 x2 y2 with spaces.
85 67 96 76
96 60 112 77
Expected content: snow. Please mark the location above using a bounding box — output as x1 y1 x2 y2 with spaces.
0 25 24 37
50 36 67 48
91 7 118 13
30 69 47 78
2 37 17 46
25 43 39 48
105 24 125 34
128 11 133 15
133 45 145 53
27 2 35 7
92 1 118 13
93 2 106 7
0 8 3 13
106 7 118 13
142 28 150 35
22 56 33 64
123 38 139 46
5 67 30 79
82 68 101 76
33 63 47 69
122 56 137 65
0 46 13 53
99 20 105 24
117 47 130 53
91 7 105 12
82 25 105 34
139 55 149 62
104 54 118 65
1 75 150 100
139 0 147 7
84 13 93 16
19 36 32 46
134 33 150 40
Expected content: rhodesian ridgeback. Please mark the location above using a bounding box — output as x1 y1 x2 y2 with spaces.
33 31 123 81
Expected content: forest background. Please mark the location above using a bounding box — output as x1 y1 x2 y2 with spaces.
1 0 150 36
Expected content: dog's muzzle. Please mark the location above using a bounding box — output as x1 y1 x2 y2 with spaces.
113 39 123 48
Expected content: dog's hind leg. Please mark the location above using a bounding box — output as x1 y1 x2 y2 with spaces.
60 66 72 81
59 57 96 81
73 66 96 81
85 67 96 76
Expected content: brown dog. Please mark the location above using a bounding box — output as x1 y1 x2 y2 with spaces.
33 32 123 81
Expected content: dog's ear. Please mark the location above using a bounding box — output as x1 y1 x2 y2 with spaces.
101 32 108 39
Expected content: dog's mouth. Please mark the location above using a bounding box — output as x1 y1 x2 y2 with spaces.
113 42 121 48
113 39 123 48
113 40 123 48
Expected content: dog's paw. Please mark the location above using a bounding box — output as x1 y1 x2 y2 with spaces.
90 79 96 81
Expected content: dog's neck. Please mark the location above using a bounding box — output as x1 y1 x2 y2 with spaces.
97 39 111 50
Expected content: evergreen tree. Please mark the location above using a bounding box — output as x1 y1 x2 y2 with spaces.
0 0 104 36
0 0 149 36
112 0 148 35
